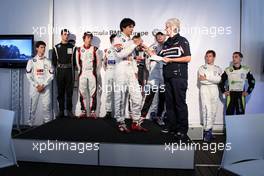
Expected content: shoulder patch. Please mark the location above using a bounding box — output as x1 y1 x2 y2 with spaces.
242 65 250 71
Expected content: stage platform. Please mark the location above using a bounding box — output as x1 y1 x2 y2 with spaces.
13 118 195 169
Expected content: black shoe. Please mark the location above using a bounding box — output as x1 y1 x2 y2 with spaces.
67 111 74 118
175 132 190 142
56 111 64 118
104 112 112 119
204 129 214 142
161 126 169 134
154 117 165 126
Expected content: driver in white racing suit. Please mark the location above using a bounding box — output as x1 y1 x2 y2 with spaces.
76 32 100 119
113 18 148 133
26 41 54 126
198 50 222 142
104 34 117 119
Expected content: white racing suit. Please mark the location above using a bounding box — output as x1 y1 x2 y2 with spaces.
104 47 117 112
76 45 98 114
198 64 222 131
113 32 142 123
26 55 54 126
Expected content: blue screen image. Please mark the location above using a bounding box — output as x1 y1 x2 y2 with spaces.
0 39 32 60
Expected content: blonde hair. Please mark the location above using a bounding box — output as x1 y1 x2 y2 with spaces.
166 18 181 33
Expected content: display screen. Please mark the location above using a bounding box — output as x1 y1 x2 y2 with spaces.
0 39 32 61
0 35 34 68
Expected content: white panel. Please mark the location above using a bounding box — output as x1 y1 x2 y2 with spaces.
100 143 194 169
14 139 98 165
241 0 264 114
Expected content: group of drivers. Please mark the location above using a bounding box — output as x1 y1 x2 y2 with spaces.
26 18 255 142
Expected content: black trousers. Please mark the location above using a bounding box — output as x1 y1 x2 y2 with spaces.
164 77 188 134
56 68 74 112
141 89 165 117
137 65 149 87
226 91 245 115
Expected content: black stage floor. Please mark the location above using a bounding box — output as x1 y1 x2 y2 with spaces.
14 118 180 144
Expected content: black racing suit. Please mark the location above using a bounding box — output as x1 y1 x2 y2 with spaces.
52 42 75 114
134 49 149 87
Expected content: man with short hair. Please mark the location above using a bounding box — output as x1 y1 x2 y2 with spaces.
76 31 100 119
219 52 255 115
198 50 222 142
140 30 166 126
52 29 75 118
26 41 54 126
113 18 148 133
132 34 149 88
104 34 117 119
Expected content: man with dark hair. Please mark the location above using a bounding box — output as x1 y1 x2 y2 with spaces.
26 41 54 126
132 34 149 88
233 51 243 58
119 18 135 31
104 34 117 119
219 52 255 115
35 41 46 48
113 18 148 133
76 31 100 119
140 29 166 126
52 29 75 118
198 50 222 142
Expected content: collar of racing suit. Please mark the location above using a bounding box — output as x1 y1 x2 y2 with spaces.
83 44 91 50
205 63 215 67
233 65 241 70
121 32 131 41
36 55 45 60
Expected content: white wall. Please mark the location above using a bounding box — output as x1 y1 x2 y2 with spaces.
0 0 263 130
241 0 264 114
